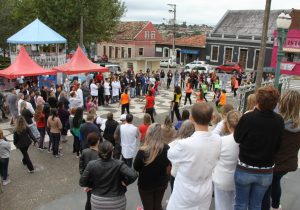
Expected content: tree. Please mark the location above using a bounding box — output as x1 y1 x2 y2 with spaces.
5 0 126 52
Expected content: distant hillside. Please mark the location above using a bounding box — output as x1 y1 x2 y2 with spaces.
154 22 214 39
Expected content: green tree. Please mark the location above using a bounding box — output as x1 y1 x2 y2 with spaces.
6 0 126 52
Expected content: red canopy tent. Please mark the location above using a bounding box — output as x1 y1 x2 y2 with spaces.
0 46 56 79
53 46 109 74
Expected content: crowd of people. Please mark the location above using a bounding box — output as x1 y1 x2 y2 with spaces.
0 67 299 210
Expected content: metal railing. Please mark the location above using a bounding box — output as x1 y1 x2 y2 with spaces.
237 76 291 113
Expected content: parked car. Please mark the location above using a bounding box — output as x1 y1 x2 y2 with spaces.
160 59 176 68
184 65 214 75
215 62 244 74
185 60 207 69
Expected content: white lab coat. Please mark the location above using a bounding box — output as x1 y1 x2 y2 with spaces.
112 81 121 96
104 82 110 96
167 131 221 210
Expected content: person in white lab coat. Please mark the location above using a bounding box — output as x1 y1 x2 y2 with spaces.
167 103 221 210
111 77 121 103
104 78 111 105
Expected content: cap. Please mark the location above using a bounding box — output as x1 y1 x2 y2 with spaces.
120 114 127 121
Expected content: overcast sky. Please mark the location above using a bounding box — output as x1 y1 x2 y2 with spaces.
121 0 300 25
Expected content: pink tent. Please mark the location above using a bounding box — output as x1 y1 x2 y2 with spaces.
0 46 56 79
53 47 109 74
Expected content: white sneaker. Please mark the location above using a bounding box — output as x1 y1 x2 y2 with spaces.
2 179 11 186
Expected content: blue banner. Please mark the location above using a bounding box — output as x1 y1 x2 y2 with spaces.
180 49 200 55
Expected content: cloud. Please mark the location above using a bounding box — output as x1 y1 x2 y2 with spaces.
121 0 300 25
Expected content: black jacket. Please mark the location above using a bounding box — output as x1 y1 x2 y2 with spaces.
234 108 284 167
79 159 137 197
103 119 119 144
79 148 99 175
134 144 171 190
13 127 36 148
80 122 100 149
21 109 33 125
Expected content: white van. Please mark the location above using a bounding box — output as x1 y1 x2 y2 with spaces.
160 59 176 68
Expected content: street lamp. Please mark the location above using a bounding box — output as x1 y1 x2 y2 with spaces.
167 4 176 62
274 12 292 89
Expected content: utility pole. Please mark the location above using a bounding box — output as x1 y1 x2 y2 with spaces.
168 4 176 61
80 15 84 48
255 0 272 89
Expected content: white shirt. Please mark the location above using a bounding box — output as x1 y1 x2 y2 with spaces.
26 101 35 114
212 120 225 136
69 97 82 109
104 82 110 96
76 88 83 107
120 123 138 159
90 83 98 96
96 116 107 131
112 81 121 96
150 77 156 85
18 99 24 115
168 139 180 177
167 131 221 210
212 133 239 191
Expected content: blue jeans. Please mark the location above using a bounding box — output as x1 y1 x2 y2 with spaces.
130 87 135 98
234 167 273 210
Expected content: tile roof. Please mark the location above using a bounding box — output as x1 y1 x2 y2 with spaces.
213 10 291 36
115 21 148 40
159 35 206 48
290 9 300 30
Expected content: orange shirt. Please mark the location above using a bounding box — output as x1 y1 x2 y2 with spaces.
121 93 129 104
219 92 227 106
185 83 193 93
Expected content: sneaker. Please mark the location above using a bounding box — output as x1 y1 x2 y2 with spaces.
2 179 11 186
55 155 60 158
272 205 282 210
28 170 35 173
2 116 8 120
47 150 52 154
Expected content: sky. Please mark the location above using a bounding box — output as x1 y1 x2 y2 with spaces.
121 0 300 25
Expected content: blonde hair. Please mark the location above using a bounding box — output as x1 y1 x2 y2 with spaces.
34 104 44 122
0 128 3 139
279 90 300 128
20 101 27 113
15 116 27 134
211 111 222 126
225 110 242 132
140 123 164 165
163 116 172 130
246 94 256 112
89 108 97 118
176 120 195 139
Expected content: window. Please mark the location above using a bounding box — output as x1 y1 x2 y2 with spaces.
138 48 144 56
224 47 233 62
115 47 119 58
121 47 125 58
144 31 149 39
108 46 113 58
151 31 156 39
103 46 106 55
128 48 132 58
211 45 219 62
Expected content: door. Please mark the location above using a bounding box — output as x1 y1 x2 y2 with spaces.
239 49 248 70
224 47 233 62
